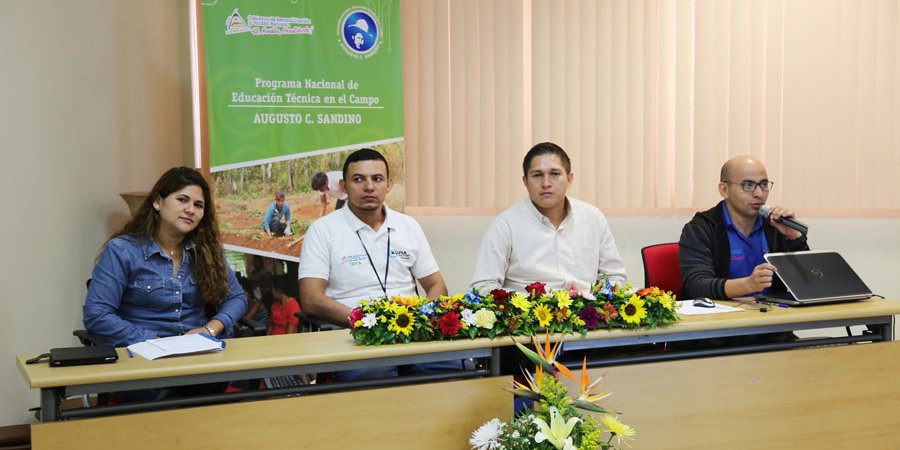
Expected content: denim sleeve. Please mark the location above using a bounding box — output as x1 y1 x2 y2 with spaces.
210 264 248 338
83 240 158 346
262 203 275 232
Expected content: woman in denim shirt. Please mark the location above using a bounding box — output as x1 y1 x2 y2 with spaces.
83 167 247 347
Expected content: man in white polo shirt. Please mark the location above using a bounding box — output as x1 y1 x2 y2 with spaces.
471 142 627 294
299 148 448 327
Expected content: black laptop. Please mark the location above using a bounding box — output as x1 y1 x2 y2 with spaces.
762 251 873 305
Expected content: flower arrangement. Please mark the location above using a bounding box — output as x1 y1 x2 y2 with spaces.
349 278 679 345
470 332 635 449
589 279 680 330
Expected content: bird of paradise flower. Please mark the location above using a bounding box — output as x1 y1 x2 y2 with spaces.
508 331 613 414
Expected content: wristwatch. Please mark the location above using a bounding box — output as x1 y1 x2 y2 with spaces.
204 325 216 336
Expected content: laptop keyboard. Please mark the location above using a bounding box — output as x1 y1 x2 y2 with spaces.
264 375 307 389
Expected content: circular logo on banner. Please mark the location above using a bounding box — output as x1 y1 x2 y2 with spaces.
338 8 380 58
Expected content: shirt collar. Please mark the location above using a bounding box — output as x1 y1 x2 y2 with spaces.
142 236 196 260
721 202 762 236
342 204 396 234
525 197 573 228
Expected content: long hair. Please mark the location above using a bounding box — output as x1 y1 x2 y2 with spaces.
111 167 230 305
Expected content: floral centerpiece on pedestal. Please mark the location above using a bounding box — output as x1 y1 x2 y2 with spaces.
470 332 635 450
348 277 679 345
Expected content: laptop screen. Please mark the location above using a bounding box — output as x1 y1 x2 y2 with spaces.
764 251 872 302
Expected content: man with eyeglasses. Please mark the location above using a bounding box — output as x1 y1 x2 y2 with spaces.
679 155 809 300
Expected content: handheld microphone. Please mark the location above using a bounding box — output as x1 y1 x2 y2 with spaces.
759 205 808 235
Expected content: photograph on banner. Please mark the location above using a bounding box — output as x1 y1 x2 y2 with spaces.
211 143 405 261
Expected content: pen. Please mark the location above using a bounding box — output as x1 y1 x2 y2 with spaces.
127 348 134 358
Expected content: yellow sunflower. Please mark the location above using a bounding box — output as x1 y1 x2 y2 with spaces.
392 295 422 309
534 303 553 327
620 295 647 325
600 414 636 446
388 305 415 336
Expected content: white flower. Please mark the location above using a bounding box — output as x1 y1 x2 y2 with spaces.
461 308 477 327
474 309 497 329
469 418 504 450
533 406 580 450
361 313 378 329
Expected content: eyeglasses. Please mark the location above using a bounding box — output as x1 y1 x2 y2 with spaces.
724 180 774 192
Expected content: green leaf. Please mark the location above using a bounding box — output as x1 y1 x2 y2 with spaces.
513 340 555 374
572 400 612 414
505 388 544 401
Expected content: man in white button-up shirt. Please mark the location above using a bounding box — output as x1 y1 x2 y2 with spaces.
471 142 627 294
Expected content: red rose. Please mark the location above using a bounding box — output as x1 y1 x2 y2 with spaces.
348 308 365 330
525 282 547 298
439 311 462 336
490 289 511 302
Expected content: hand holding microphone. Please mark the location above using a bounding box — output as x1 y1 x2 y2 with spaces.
759 204 808 237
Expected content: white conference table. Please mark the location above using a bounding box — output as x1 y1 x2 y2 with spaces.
17 297 899 421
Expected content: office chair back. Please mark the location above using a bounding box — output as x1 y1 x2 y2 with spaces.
641 243 683 298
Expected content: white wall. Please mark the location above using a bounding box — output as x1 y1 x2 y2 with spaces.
416 212 900 301
0 1 192 426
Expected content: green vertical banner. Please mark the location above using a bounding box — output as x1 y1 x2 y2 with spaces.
200 0 404 261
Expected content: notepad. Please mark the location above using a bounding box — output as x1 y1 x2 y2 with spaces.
127 334 225 360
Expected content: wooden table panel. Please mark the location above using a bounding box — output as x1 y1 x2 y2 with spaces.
32 376 513 450
563 341 900 449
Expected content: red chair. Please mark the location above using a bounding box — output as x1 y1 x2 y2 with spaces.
641 243 683 298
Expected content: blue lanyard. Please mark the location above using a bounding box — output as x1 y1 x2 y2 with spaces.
356 229 390 296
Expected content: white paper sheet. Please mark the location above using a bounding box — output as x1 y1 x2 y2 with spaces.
676 300 745 315
127 334 225 360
